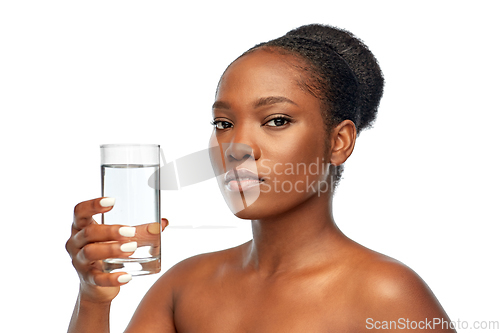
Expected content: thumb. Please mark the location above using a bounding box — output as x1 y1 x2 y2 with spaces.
134 219 168 247
147 218 169 234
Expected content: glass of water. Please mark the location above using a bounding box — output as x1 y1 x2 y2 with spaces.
100 144 161 276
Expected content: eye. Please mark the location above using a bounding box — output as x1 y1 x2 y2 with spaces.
211 119 233 130
265 116 290 127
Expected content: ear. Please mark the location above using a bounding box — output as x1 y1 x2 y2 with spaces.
329 120 357 166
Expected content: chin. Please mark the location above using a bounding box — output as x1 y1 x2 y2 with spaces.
217 177 322 220
233 208 259 220
221 184 261 216
231 201 277 220
227 192 304 221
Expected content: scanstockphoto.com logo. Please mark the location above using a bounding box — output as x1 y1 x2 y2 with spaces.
257 157 339 194
148 144 341 214
366 318 499 330
149 144 340 195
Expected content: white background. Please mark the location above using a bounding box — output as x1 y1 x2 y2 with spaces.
1 1 499 332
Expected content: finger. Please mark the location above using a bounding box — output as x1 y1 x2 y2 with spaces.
144 218 168 234
149 243 160 257
161 218 169 230
88 269 133 287
72 224 136 250
134 219 168 247
73 197 115 232
147 219 168 256
76 241 137 265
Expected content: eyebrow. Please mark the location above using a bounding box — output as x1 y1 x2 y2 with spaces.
253 96 297 108
212 96 297 110
212 100 231 110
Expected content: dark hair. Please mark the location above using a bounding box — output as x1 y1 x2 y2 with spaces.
244 24 384 136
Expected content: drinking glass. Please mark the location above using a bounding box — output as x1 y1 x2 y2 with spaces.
100 144 161 276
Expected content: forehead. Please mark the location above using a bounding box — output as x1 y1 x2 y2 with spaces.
216 49 312 104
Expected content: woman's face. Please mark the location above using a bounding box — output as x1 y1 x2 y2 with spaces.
209 49 334 219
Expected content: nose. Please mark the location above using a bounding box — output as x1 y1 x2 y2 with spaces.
223 125 261 163
224 142 255 162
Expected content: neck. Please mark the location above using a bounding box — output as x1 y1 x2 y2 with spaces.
243 192 346 276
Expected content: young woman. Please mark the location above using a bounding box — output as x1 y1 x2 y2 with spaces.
66 24 455 332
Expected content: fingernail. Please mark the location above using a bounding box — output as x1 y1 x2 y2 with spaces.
147 223 161 234
120 241 137 252
119 227 136 237
100 197 115 207
117 274 132 283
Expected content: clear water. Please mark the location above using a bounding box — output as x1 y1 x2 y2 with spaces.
101 164 161 275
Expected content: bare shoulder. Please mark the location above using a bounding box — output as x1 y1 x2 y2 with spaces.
162 241 245 285
344 243 454 331
125 243 245 332
138 241 245 308
358 252 437 306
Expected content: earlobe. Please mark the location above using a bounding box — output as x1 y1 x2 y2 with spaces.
329 120 357 166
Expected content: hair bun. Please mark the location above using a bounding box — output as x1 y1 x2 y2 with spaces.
286 24 384 132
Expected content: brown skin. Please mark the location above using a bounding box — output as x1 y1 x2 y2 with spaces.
66 199 168 332
68 49 455 332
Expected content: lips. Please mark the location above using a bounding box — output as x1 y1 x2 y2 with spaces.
224 168 263 192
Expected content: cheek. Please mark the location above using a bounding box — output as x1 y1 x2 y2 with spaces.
209 132 225 175
262 161 331 197
267 126 326 169
261 129 330 194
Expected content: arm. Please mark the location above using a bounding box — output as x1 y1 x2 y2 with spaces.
66 197 168 333
68 293 112 333
124 251 219 332
124 265 178 332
